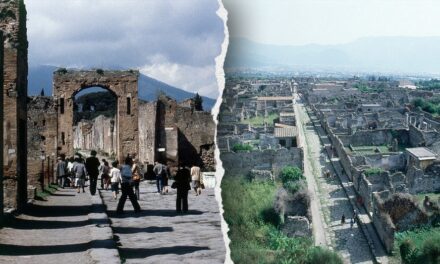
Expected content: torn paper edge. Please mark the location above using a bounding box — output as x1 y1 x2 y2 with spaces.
213 1 232 263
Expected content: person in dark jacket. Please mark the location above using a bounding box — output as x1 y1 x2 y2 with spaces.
85 150 100 195
174 164 191 212
116 157 141 214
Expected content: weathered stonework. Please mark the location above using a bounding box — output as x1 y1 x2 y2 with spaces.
138 95 216 170
1 0 28 210
0 30 4 216
27 96 58 194
73 115 117 156
53 70 139 163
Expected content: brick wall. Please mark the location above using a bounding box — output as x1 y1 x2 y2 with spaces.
1 0 28 210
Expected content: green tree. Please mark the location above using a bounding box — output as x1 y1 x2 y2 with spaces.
194 93 203 111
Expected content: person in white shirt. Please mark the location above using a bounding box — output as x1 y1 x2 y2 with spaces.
190 165 203 196
110 161 122 200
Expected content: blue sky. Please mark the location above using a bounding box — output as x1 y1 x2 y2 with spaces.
224 0 440 45
25 0 224 98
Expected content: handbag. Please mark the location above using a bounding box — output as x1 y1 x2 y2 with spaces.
200 183 205 189
132 173 141 181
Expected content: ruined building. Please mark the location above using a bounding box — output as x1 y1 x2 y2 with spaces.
2 0 216 215
1 0 28 212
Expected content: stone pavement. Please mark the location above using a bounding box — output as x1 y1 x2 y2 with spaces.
0 187 119 264
100 179 226 264
296 100 377 264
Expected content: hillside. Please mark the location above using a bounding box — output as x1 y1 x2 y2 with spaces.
28 65 216 110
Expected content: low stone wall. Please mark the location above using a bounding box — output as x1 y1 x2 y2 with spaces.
221 147 303 177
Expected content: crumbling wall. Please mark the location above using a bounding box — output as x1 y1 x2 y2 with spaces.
157 96 216 170
73 115 116 157
372 192 395 253
221 148 303 176
1 0 28 210
27 97 57 195
138 101 156 164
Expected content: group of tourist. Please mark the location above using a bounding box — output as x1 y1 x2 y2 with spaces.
56 150 205 213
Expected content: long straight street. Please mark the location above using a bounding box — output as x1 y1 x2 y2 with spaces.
294 87 378 263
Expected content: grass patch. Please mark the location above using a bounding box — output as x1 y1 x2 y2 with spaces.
364 167 385 176
35 184 59 201
222 174 342 263
394 226 440 264
241 113 279 126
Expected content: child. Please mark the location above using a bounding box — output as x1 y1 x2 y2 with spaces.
110 161 122 200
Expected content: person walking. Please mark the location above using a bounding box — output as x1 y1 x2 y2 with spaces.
110 161 122 200
85 150 100 195
72 156 87 193
132 158 142 200
153 161 164 194
162 163 170 194
143 161 155 181
101 159 111 190
190 165 202 196
56 156 67 188
66 157 75 187
341 213 346 224
116 157 141 214
174 164 191 212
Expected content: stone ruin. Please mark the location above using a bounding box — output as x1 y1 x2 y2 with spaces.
1 0 28 213
1 0 216 216
306 79 440 254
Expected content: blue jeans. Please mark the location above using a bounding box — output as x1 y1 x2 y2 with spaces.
156 176 163 193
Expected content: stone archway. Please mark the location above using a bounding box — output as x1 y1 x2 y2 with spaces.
53 69 139 162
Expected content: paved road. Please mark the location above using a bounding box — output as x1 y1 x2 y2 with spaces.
100 179 226 264
0 188 112 264
295 99 376 264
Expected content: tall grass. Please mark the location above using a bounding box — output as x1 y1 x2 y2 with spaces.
395 227 440 264
221 175 341 263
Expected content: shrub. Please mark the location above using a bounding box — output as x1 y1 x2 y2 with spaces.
279 166 304 185
364 167 384 176
232 143 253 152
306 247 343 264
420 236 440 264
400 239 417 264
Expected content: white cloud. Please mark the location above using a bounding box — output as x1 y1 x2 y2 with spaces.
25 0 223 95
140 56 218 98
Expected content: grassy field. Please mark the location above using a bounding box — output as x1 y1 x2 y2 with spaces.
241 113 279 126
392 226 440 264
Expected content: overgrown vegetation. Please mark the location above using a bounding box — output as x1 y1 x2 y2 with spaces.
395 227 440 264
353 83 385 93
232 143 253 152
416 79 440 91
412 97 440 116
364 167 385 176
222 169 343 263
279 166 305 193
35 183 58 200
242 113 279 126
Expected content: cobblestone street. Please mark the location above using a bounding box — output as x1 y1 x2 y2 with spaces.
295 99 378 264
100 179 226 264
0 187 117 264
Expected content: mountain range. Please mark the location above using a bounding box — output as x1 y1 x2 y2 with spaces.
28 65 216 110
225 37 440 75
